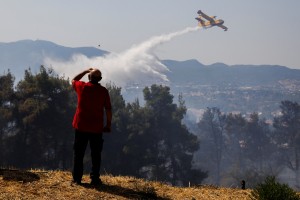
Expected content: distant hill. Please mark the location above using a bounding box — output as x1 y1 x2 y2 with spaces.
1 40 299 119
160 59 300 119
162 59 300 86
1 40 299 86
0 40 107 80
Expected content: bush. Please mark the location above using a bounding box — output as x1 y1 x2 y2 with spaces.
250 176 300 200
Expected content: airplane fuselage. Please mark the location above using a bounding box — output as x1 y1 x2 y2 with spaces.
196 19 224 27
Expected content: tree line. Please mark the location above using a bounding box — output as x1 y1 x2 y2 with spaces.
1 66 299 188
0 66 206 186
195 102 300 188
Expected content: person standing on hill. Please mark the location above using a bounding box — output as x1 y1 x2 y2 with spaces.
71 68 112 186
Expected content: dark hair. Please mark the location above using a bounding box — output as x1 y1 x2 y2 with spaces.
88 69 102 83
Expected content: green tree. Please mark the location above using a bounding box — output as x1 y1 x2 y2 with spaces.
123 99 152 176
141 84 206 186
240 113 278 187
273 101 300 188
250 176 300 200
101 84 129 174
0 71 15 166
245 113 272 171
197 107 226 185
225 113 247 182
9 66 74 169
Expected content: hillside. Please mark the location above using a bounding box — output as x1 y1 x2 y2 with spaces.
0 40 107 81
1 40 300 86
1 40 300 119
0 169 251 200
161 59 300 119
162 59 300 86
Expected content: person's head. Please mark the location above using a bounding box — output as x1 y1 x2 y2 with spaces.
88 69 102 83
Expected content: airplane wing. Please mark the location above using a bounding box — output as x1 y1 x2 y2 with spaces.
217 24 228 31
195 17 206 26
197 10 214 23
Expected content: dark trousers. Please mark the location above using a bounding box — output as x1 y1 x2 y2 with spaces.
72 130 103 182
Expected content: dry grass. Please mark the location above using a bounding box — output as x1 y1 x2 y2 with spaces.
0 169 252 200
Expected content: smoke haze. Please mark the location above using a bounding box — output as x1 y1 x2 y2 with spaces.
45 26 200 86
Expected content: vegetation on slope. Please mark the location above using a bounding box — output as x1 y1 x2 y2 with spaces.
0 169 252 200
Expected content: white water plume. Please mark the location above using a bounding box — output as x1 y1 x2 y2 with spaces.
45 26 200 87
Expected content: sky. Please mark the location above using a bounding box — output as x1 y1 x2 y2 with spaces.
1 0 300 69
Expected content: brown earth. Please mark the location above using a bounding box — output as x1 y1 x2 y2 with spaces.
0 169 253 200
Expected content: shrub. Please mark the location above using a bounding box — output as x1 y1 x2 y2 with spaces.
250 176 300 200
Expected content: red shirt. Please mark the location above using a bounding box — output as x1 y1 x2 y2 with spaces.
72 80 112 133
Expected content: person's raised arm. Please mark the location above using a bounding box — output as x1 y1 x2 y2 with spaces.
72 68 93 83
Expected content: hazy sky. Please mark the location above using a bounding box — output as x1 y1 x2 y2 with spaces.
1 0 300 69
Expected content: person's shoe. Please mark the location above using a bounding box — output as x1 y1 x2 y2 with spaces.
90 179 102 186
71 179 82 186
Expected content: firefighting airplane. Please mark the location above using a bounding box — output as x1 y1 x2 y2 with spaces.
195 10 228 31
